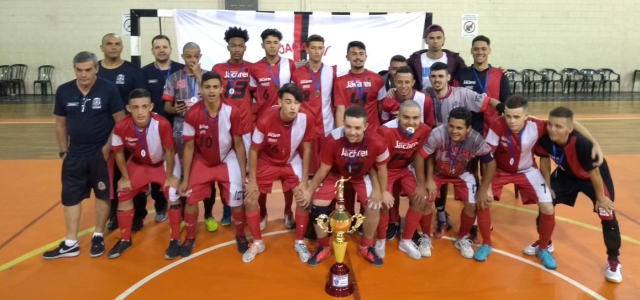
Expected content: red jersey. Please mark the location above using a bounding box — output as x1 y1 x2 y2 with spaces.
333 69 386 131
486 116 547 173
378 120 431 169
322 127 390 179
249 57 295 118
380 90 436 128
291 63 337 137
182 101 247 167
112 113 174 165
251 106 315 166
213 61 254 132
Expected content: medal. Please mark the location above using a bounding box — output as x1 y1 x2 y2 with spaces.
141 149 146 157
315 90 321 97
226 61 244 99
187 72 198 103
190 96 198 103
507 129 523 168
265 58 281 92
134 122 150 160
308 63 324 98
350 70 367 105
229 88 235 95
274 84 280 90
509 158 514 165
448 137 467 176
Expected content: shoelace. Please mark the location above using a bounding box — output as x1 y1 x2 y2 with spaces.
608 260 619 272
458 238 472 248
419 237 432 249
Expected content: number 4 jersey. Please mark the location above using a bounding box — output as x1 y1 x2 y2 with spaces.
378 120 431 170
423 125 492 178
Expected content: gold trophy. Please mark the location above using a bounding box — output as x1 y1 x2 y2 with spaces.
316 176 365 297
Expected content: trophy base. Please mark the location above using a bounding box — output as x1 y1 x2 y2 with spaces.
325 263 354 297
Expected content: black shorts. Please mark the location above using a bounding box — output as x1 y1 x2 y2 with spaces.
61 151 110 206
550 161 615 210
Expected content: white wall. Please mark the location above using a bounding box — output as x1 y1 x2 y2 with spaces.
1 0 639 93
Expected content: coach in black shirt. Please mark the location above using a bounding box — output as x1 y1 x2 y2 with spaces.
44 51 125 260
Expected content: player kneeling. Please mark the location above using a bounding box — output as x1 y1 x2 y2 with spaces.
108 88 180 259
424 107 496 262
376 100 432 259
242 83 315 263
175 71 250 258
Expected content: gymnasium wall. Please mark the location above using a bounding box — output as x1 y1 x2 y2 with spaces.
1 0 639 93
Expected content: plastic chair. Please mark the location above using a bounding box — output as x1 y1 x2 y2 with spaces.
596 69 620 93
0 65 9 96
8 64 28 95
505 69 524 94
579 69 599 93
561 68 581 94
540 68 563 93
522 69 545 94
33 65 55 96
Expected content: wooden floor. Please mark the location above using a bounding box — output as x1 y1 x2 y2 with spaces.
0 94 639 300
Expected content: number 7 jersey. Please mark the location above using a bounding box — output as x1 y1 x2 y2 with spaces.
378 120 431 169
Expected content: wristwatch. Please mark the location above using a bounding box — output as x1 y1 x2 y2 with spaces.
59 151 68 158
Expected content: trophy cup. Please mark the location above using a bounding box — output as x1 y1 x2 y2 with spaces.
316 177 365 297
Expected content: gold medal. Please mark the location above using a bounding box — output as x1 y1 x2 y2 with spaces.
315 90 321 97
275 84 280 90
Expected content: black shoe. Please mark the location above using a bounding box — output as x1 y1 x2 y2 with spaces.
131 218 144 232
180 238 196 257
107 218 118 231
43 241 79 260
469 225 479 244
236 235 249 254
90 235 105 258
165 239 182 260
386 223 399 241
359 246 383 267
411 231 422 245
108 240 132 259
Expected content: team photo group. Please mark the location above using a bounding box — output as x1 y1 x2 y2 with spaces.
45 23 623 284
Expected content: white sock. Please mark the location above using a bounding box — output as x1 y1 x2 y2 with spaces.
93 232 103 237
64 240 78 247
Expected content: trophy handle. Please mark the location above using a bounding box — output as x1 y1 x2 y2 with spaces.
347 214 365 234
315 214 332 234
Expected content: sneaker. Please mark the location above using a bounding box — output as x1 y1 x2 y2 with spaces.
605 260 622 283
106 218 118 231
180 238 196 257
260 214 268 231
165 239 182 260
307 246 331 267
374 239 386 259
205 217 218 232
473 244 492 262
537 249 557 270
454 238 474 259
90 235 105 258
386 223 399 240
294 241 311 262
417 235 433 258
468 225 479 244
131 218 144 232
411 231 422 245
242 241 265 263
523 241 555 256
220 206 232 226
359 246 383 267
398 239 421 260
108 240 132 259
236 235 249 254
42 241 79 260
284 211 295 229
155 210 168 222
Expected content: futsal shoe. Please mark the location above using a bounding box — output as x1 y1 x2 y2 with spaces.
454 238 474 259
284 211 295 229
294 241 311 262
236 236 249 254
374 239 386 259
417 235 433 258
180 238 196 257
155 210 168 222
106 218 118 231
306 246 331 266
220 205 232 226
107 240 132 259
359 246 384 267
242 241 265 263
537 249 557 270
523 240 555 256
399 239 422 259
605 260 622 283
42 241 79 260
386 222 399 240
165 239 182 260
205 217 218 232
131 218 144 232
473 244 492 262
90 235 105 258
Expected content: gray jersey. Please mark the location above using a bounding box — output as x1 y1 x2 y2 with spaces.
423 125 492 177
429 87 489 125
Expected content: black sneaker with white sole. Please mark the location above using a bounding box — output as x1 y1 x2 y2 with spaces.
180 238 196 257
107 240 132 259
165 239 182 260
43 241 79 260
386 223 399 241
90 236 105 258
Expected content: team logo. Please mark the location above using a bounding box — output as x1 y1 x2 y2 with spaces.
116 74 125 84
98 181 106 190
278 42 332 56
148 79 158 84
92 97 102 109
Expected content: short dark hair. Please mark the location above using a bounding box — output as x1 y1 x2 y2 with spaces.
549 106 574 121
430 62 448 73
260 28 283 41
151 35 171 46
346 41 366 54
448 107 472 127
201 71 222 86
278 83 306 103
395 66 414 77
505 95 528 110
344 105 368 123
128 88 151 102
472 35 491 47
390 55 407 64
307 34 324 44
224 26 249 43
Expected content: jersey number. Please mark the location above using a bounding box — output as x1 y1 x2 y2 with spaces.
229 81 248 99
262 88 270 101
435 161 465 175
303 90 311 102
390 153 414 164
350 92 368 106
344 162 364 175
199 136 213 148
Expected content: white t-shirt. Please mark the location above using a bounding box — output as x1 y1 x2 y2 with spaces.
420 52 448 88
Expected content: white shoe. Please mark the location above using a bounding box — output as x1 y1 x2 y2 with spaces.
454 238 474 259
417 236 433 258
374 239 386 259
605 260 622 283
242 241 265 263
294 241 311 263
398 239 421 260
284 213 295 229
523 241 555 256
260 214 268 231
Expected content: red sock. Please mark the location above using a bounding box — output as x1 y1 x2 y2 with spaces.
258 194 267 219
377 211 390 239
318 236 330 248
360 237 374 248
476 208 492 246
389 200 400 223
117 208 134 241
246 210 263 240
184 212 198 239
538 213 555 250
420 213 433 236
402 209 423 240
168 205 182 240
232 210 246 236
457 211 475 240
284 191 293 215
295 210 309 240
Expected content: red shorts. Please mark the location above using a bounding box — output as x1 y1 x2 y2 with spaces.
185 155 243 207
387 167 417 196
314 173 373 205
434 172 477 203
257 158 302 194
118 155 182 202
492 168 552 205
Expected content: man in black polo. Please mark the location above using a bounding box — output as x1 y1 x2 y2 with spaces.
43 51 125 259
141 34 185 223
97 33 149 230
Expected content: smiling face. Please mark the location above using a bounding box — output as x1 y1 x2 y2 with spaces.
347 46 367 70
152 38 171 63
429 69 450 92
472 40 491 65
448 117 471 142
547 116 573 144
394 72 415 99
344 116 367 143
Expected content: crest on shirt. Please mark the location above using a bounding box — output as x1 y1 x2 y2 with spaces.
116 74 125 85
267 132 280 143
148 79 158 84
92 97 102 109
98 181 106 190
125 136 138 146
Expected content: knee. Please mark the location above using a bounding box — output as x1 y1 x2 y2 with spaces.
118 199 134 210
539 202 554 215
310 203 332 222
463 203 477 215
168 202 182 210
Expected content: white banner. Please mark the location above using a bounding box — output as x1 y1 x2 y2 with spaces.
174 10 425 74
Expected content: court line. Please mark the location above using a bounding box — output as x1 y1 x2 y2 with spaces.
111 231 607 300
0 201 61 250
